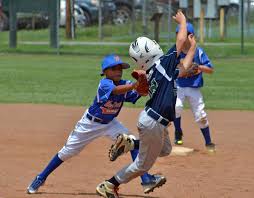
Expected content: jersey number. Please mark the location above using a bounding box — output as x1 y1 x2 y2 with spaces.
149 79 158 98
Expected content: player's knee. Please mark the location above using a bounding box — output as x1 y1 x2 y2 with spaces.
159 146 172 157
196 116 209 128
58 147 81 161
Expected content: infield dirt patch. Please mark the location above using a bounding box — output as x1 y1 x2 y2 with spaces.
0 104 253 198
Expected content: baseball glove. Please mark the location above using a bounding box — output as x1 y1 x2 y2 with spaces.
131 70 149 96
179 61 200 78
109 134 135 161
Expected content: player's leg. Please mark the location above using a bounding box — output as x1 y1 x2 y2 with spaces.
27 114 107 194
136 127 171 194
105 119 165 194
97 111 166 197
159 127 172 157
173 87 186 145
128 146 166 194
26 153 63 194
188 88 215 152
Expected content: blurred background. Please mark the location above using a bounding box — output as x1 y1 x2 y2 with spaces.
0 0 253 50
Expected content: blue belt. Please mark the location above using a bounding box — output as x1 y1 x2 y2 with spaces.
86 113 108 124
145 106 170 127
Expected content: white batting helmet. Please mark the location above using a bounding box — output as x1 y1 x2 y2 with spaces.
129 37 164 71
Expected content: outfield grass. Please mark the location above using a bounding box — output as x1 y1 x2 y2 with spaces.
0 42 254 58
1 24 254 57
0 21 254 43
0 54 253 110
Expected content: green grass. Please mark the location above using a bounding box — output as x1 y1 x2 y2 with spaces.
0 53 253 110
202 57 254 110
1 20 254 43
0 42 254 58
1 25 254 57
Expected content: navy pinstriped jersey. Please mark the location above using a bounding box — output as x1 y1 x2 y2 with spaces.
146 45 179 121
88 78 140 123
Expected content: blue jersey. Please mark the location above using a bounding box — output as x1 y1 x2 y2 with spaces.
146 45 179 121
88 78 140 123
176 47 213 88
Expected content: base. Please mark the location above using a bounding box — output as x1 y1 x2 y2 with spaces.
170 146 194 156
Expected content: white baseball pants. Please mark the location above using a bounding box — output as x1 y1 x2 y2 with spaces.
58 110 129 161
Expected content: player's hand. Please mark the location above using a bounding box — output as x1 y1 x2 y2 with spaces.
188 34 196 48
172 10 186 25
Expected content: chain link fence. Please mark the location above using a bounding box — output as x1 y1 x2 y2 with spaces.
98 0 254 43
0 0 253 53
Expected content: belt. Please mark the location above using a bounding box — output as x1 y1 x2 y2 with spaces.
145 106 169 126
86 113 108 124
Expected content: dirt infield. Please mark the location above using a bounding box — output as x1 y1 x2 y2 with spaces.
1 104 254 198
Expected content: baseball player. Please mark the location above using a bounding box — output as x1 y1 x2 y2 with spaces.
173 22 216 152
96 11 197 198
26 54 164 194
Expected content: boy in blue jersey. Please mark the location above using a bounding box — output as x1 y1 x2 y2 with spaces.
26 54 164 194
96 11 197 198
173 22 216 152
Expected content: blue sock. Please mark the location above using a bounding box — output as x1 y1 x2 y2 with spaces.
130 149 154 184
174 117 182 132
38 153 63 179
201 127 211 145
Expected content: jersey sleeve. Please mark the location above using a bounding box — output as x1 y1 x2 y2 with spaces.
97 78 116 103
165 44 177 57
123 80 141 104
160 44 178 74
198 48 213 68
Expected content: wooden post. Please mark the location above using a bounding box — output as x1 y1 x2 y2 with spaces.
219 7 225 40
142 0 147 35
66 0 71 38
151 13 163 43
199 7 204 44
154 15 160 42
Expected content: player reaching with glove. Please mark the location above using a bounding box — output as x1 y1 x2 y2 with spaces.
27 54 164 194
173 22 216 153
96 10 197 198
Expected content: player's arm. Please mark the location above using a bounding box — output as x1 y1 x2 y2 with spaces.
198 49 214 74
198 65 214 74
173 10 187 57
112 83 138 95
178 34 197 77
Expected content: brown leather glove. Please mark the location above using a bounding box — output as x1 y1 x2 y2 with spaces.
131 70 149 96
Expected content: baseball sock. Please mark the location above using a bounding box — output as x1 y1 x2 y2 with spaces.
38 153 63 179
173 117 182 132
200 126 211 145
108 176 120 187
130 149 154 184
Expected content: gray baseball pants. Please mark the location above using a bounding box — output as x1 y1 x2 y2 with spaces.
115 110 172 184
